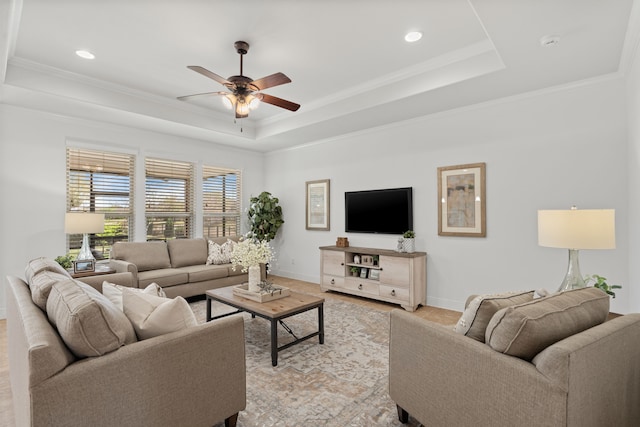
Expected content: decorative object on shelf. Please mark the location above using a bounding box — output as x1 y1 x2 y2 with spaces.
73 259 95 274
360 267 369 278
230 237 274 292
354 254 361 264
584 274 621 298
361 255 374 265
372 255 379 266
350 266 360 276
396 237 404 252
306 179 330 231
232 283 290 303
248 192 284 242
369 269 380 281
336 237 349 247
401 230 415 253
437 162 486 237
65 212 105 260
55 254 74 270
538 206 615 292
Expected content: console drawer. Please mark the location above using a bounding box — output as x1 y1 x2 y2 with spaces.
344 278 379 296
322 275 344 288
379 285 410 302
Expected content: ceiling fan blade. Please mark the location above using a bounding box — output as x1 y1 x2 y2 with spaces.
177 91 228 101
187 66 231 86
258 93 300 111
249 72 291 91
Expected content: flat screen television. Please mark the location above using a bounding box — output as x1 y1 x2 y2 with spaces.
345 187 413 234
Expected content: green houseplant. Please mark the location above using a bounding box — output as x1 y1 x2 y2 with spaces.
401 230 415 253
350 266 360 276
54 254 74 270
584 274 622 298
248 191 284 242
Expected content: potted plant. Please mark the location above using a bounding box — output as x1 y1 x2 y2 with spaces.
350 266 360 276
247 191 284 242
584 274 622 298
401 230 415 253
55 254 74 270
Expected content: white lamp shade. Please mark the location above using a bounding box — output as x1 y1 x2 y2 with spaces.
65 213 105 234
538 209 615 250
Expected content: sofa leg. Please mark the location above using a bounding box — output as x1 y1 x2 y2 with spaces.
397 405 409 423
225 413 239 427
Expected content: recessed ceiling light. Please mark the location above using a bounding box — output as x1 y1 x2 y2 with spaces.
75 50 95 59
404 31 423 43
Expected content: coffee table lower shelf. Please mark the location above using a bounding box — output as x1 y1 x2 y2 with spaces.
205 287 324 366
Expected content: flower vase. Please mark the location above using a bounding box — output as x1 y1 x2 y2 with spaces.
248 265 261 292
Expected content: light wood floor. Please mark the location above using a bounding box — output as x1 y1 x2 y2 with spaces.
0 276 461 427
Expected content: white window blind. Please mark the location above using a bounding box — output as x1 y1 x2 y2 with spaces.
66 147 135 259
202 165 242 238
145 157 194 240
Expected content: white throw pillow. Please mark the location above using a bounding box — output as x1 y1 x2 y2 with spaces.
221 239 236 263
121 288 197 340
206 240 226 265
102 281 167 310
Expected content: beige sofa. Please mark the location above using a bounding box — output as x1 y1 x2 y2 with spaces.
389 288 640 427
109 237 263 298
7 258 246 427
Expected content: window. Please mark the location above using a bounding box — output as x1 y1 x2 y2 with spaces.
203 166 242 238
145 158 194 240
67 148 135 259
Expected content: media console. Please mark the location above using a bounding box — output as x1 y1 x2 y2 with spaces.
319 245 426 311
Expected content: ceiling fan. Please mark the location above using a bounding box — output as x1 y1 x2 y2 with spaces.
177 41 300 119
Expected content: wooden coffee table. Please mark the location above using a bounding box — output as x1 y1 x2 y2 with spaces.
206 286 324 366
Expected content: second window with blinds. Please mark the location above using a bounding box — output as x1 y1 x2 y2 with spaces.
203 165 241 239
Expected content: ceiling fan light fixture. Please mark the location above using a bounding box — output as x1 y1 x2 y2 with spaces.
248 95 260 110
404 31 423 43
222 95 235 109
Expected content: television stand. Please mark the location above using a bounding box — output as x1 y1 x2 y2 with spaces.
319 245 426 311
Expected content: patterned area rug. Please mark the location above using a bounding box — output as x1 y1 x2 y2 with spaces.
190 297 422 427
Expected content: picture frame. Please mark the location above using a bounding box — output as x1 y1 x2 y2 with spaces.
437 162 486 237
306 179 330 230
359 267 369 279
73 259 95 273
368 269 380 281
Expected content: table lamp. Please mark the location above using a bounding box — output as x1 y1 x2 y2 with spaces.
538 206 615 292
65 213 105 261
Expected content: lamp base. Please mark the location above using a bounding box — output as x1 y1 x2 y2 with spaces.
558 249 586 292
76 233 95 261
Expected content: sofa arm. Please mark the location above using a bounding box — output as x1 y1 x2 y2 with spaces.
389 309 567 427
30 316 246 427
77 272 135 291
109 259 138 284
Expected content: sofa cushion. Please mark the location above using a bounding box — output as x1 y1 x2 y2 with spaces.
121 288 197 340
167 238 208 268
179 264 229 282
29 270 73 311
454 291 534 342
137 268 188 288
46 279 137 358
485 287 609 361
111 241 171 272
102 281 166 310
25 257 70 284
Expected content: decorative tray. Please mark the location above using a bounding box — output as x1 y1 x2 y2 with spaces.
232 284 291 303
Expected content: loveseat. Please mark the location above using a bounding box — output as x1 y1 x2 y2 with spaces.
7 258 246 427
389 287 640 427
109 236 264 298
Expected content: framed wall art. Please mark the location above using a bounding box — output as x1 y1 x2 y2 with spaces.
306 179 330 230
437 162 486 237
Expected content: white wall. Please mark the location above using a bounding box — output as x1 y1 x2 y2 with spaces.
627 32 640 314
0 105 265 318
265 78 633 313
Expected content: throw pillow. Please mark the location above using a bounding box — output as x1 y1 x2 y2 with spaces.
485 287 610 361
121 288 197 340
25 257 71 284
29 270 72 311
454 290 534 342
221 239 237 263
46 279 137 358
206 240 226 265
102 281 167 310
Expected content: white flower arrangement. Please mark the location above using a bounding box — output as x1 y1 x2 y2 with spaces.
231 237 274 272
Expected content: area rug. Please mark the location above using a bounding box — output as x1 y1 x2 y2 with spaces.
190 297 422 427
